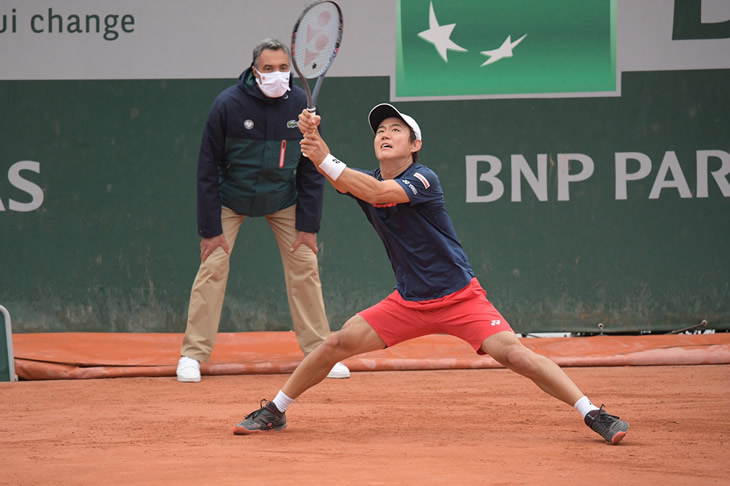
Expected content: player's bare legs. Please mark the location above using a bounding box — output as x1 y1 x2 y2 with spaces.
233 315 386 434
282 315 386 399
481 331 583 406
481 331 629 444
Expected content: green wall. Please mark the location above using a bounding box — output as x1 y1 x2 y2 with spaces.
1 70 728 334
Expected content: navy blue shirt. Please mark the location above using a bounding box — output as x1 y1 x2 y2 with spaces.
350 163 474 301
196 68 324 237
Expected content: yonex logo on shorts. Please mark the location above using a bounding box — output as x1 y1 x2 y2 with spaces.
491 320 501 326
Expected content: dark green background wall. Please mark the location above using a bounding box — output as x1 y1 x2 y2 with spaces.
1 70 728 334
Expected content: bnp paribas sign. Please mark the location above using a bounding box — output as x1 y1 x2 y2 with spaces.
394 0 617 100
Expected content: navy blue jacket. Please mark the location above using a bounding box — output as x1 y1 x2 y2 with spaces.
196 67 324 237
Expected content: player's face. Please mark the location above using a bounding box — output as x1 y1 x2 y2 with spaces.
254 49 291 76
374 117 420 162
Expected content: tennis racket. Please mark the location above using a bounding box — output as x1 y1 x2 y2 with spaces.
290 0 343 113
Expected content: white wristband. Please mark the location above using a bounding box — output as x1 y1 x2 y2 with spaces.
319 153 347 181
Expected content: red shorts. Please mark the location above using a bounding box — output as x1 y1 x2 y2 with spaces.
358 277 513 355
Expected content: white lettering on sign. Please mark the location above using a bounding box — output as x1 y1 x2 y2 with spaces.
467 150 730 202
1 161 44 212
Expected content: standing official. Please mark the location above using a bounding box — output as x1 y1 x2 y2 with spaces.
176 38 349 382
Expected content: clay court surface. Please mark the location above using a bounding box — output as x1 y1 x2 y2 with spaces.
2 334 729 485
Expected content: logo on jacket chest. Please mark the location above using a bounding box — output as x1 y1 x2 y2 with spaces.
242 119 298 130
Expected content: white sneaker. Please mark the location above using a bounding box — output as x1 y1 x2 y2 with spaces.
177 356 201 382
326 362 350 379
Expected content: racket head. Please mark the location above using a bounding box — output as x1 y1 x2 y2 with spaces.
291 1 343 82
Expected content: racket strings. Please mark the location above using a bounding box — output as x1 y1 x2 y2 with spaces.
292 3 341 79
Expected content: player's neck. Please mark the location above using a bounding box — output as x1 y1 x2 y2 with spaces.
379 158 413 180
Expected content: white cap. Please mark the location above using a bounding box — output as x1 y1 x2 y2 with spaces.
368 103 422 141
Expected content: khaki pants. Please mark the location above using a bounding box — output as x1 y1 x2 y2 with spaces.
181 205 331 361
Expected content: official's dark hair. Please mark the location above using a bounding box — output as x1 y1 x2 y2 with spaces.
252 38 291 66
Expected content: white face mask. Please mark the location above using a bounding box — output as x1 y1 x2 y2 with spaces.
254 68 291 98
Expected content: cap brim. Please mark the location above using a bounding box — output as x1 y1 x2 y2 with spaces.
368 103 403 134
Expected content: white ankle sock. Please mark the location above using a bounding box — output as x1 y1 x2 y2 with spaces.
574 396 599 418
272 390 294 413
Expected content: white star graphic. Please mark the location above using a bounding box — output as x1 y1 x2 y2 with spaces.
417 1 467 63
480 34 527 67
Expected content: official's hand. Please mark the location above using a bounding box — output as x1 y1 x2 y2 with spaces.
200 234 230 262
291 231 319 255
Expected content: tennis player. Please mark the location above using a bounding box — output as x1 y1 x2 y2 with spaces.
233 103 629 444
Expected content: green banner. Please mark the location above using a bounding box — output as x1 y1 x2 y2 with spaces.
396 0 616 98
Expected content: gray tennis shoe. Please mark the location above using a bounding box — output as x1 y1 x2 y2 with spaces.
585 405 629 444
233 400 287 435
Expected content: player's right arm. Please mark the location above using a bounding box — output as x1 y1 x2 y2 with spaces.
298 112 409 206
